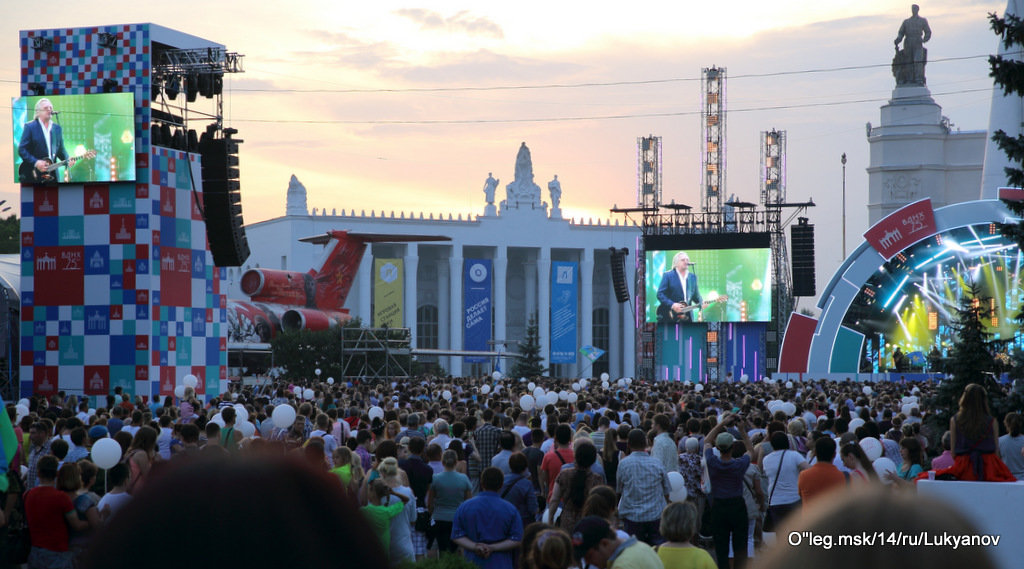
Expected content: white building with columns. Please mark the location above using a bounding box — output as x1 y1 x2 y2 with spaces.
230 148 639 379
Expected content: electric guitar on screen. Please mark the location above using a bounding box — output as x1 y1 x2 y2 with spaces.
656 295 728 323
18 150 96 184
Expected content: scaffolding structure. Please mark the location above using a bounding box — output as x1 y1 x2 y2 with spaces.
701 67 726 214
760 130 795 368
340 327 412 379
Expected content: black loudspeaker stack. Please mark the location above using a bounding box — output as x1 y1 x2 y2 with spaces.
791 218 815 297
200 127 250 267
609 247 631 304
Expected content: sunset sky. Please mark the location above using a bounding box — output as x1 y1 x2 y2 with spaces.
1 0 1010 302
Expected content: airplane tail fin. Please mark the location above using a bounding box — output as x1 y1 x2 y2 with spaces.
303 230 450 311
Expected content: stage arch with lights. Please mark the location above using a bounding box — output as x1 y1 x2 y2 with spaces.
778 196 1024 377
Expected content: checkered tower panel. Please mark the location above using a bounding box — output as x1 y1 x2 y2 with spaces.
19 24 226 401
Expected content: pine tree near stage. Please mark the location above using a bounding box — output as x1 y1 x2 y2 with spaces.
510 313 547 379
926 280 1003 430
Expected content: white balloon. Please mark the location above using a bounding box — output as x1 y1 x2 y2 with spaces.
91 438 122 469
481 384 491 394
494 385 502 394
873 457 898 484
293 386 302 396
558 390 569 401
568 393 578 404
315 368 322 376
534 387 546 399
210 413 225 427
492 371 503 380
785 381 794 389
667 471 685 492
863 386 873 396
600 372 610 381
528 382 536 391
740 374 749 383
233 404 249 423
327 377 335 385
368 406 385 421
272 405 297 429
782 402 797 417
15 404 28 417
901 403 918 416
860 437 883 462
239 421 256 438
848 418 865 431
602 381 610 389
669 486 688 503
546 392 559 405
625 378 633 386
618 379 627 388
694 384 704 393
579 379 588 388
183 374 198 388
303 389 315 401
520 395 536 411
442 390 452 401
572 382 581 392
17 399 28 408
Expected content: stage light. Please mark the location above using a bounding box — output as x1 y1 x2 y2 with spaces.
102 79 119 93
97 32 118 49
186 74 199 103
28 83 46 96
30 37 53 51
164 75 180 100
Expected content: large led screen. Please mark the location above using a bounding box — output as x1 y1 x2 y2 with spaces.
644 233 772 323
13 92 136 184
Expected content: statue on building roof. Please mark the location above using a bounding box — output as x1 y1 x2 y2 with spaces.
286 174 309 216
502 142 544 212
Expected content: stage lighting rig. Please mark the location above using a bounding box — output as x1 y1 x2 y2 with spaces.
30 37 53 51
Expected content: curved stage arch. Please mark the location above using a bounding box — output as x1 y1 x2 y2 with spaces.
779 197 1022 374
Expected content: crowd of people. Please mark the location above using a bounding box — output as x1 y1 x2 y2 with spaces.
3 373 1019 569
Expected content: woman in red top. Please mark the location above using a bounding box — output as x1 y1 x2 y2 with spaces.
925 383 1015 482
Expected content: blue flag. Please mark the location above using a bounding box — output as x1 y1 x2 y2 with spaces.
580 345 606 363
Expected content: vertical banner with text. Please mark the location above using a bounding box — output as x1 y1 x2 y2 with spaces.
551 261 578 364
464 259 492 363
373 258 404 328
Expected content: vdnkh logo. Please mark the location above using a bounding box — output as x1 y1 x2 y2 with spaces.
470 263 488 283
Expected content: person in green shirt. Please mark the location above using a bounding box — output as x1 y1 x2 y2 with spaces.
362 478 411 554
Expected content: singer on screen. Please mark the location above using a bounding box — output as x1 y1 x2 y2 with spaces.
656 251 703 323
18 98 69 184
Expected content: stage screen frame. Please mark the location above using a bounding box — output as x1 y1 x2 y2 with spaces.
12 92 136 184
644 233 773 323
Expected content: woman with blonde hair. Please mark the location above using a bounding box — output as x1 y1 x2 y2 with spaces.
378 457 416 566
657 501 716 569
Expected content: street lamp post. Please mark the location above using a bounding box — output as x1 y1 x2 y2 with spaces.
841 153 847 260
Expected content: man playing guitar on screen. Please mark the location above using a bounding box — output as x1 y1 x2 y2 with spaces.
657 251 704 323
19 98 69 183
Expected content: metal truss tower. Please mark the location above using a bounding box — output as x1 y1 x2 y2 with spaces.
760 129 794 368
701 67 726 214
635 136 662 381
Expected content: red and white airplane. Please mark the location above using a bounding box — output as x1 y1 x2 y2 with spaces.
227 230 449 344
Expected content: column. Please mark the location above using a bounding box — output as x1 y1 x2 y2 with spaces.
404 243 418 348
537 249 551 376
448 252 463 377
357 245 373 325
494 246 508 369
437 257 450 351
580 248 594 378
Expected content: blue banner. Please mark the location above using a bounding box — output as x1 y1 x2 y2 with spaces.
551 261 578 364
463 259 492 363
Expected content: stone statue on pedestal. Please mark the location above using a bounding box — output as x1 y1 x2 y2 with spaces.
502 142 544 212
548 175 561 210
483 172 498 204
893 4 931 86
